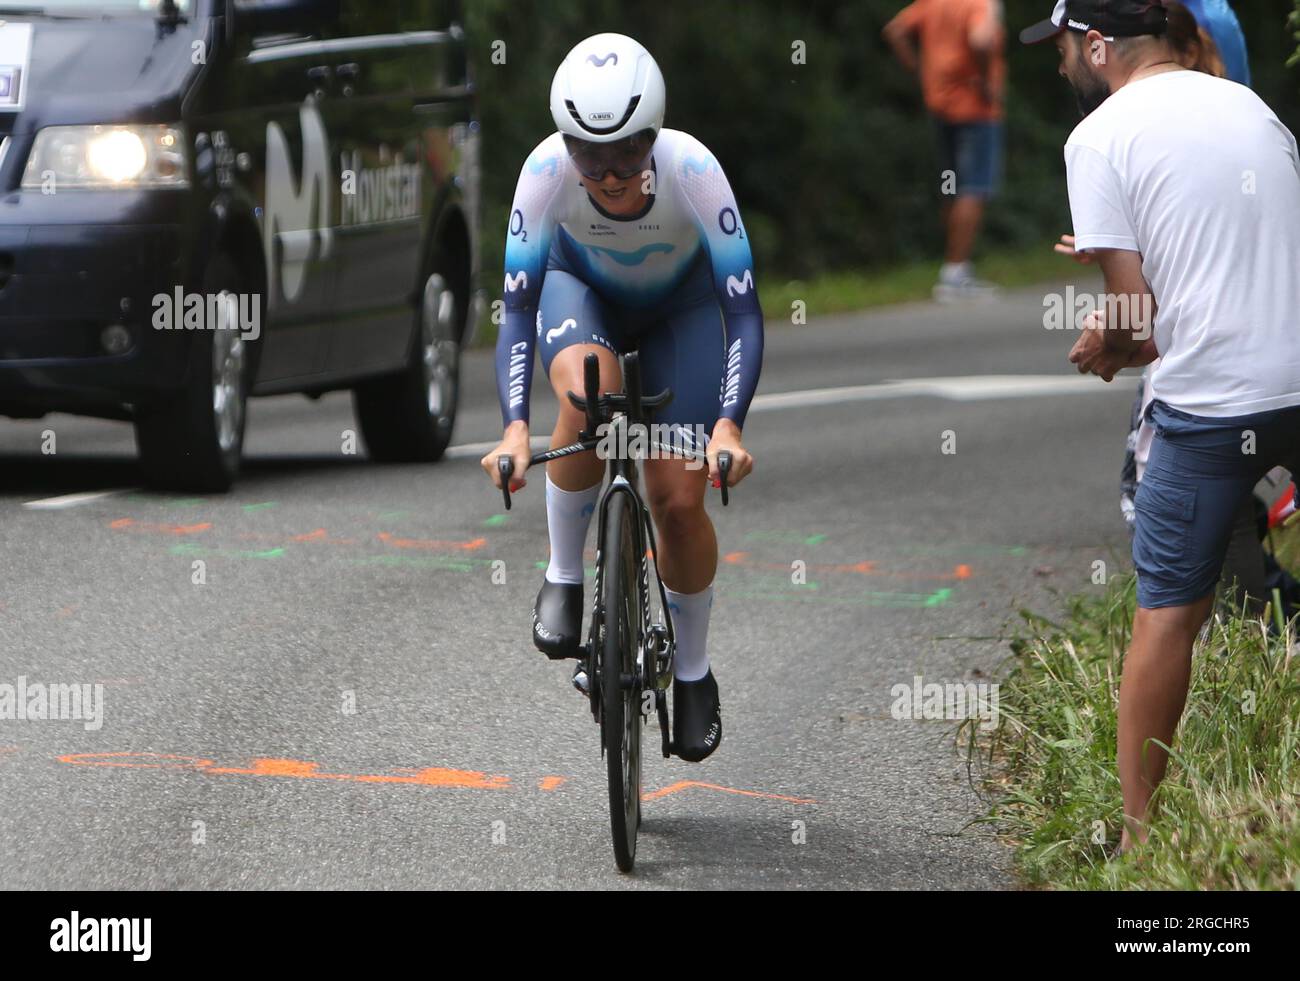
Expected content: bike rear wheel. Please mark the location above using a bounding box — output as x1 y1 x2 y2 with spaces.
601 493 642 872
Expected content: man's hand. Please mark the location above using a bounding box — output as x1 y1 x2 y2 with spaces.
707 419 753 488
1054 233 1094 265
1068 309 1158 381
480 420 531 493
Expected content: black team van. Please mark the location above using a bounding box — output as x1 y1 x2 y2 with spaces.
0 0 479 490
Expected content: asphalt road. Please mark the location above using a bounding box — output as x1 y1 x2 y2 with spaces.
0 276 1134 889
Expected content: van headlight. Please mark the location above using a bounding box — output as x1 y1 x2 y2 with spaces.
22 124 189 189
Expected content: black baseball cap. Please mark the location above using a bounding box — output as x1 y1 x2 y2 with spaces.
1020 0 1169 45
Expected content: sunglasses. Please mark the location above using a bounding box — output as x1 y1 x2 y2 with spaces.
563 131 656 181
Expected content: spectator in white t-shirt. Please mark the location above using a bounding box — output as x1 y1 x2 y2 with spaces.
1022 0 1300 852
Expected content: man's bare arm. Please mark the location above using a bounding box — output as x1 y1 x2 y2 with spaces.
1091 247 1156 354
882 20 919 74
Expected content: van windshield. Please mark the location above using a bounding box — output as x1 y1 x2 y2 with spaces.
0 0 191 13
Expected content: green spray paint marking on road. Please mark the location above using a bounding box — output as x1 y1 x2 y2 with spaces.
483 514 508 527
726 586 953 609
743 530 829 546
727 571 823 589
348 555 486 573
170 544 284 560
241 502 277 512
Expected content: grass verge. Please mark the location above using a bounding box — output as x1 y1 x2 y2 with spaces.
469 240 1075 348
964 525 1300 890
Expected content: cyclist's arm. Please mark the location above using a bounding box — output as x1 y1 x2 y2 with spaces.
496 138 565 428
675 136 764 431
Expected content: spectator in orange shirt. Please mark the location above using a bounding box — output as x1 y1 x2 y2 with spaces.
884 0 1006 302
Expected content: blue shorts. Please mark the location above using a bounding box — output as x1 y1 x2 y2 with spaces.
536 250 725 454
935 120 1003 198
1133 399 1300 609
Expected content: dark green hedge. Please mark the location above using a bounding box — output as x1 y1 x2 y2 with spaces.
465 1 1300 282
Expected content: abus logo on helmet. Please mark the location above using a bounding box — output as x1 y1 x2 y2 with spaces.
588 112 615 121
586 53 618 67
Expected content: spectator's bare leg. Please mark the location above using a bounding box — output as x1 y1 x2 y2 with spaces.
944 194 985 265
1117 593 1214 851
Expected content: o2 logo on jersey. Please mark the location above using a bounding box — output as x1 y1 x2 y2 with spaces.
726 270 754 297
718 207 744 238
504 271 528 292
509 209 528 242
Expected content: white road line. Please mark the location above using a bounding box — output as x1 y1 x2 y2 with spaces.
21 488 133 510
748 374 1112 412
444 375 1117 457
443 436 552 460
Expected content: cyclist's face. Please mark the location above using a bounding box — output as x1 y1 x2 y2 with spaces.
577 167 648 215
564 131 655 215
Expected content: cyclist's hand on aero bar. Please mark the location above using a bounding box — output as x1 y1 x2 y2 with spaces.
481 420 531 492
707 418 752 488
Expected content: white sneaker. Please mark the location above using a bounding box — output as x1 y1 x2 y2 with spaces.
933 276 1000 304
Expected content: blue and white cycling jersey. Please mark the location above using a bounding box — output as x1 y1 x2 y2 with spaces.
496 128 763 428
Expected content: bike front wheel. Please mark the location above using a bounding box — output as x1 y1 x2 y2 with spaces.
601 493 642 872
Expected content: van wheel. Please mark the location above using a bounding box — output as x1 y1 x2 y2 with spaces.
134 254 254 492
353 269 460 462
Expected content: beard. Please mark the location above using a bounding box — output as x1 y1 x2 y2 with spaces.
1067 58 1111 117
1072 75 1111 117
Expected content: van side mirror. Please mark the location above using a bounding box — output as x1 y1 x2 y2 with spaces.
227 0 340 38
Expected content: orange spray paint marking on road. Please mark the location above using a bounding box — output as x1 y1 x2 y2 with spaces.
110 518 212 536
58 752 509 790
238 528 359 545
377 532 486 552
60 753 215 769
538 776 566 791
642 780 816 805
725 552 970 581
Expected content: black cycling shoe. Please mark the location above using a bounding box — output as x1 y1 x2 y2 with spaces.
532 578 583 659
672 669 722 762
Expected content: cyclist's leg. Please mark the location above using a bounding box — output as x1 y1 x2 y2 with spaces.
638 278 725 684
537 269 624 587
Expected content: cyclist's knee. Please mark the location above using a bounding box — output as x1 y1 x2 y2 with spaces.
548 344 620 402
647 484 705 540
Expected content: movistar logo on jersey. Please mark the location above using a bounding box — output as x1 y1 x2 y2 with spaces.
504 271 528 292
725 270 754 296
545 318 577 345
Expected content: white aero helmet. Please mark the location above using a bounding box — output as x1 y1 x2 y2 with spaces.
549 33 665 143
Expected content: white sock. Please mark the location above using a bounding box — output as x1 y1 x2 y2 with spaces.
544 475 601 585
940 261 972 284
665 582 713 682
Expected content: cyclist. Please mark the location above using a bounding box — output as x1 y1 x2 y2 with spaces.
480 33 764 763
